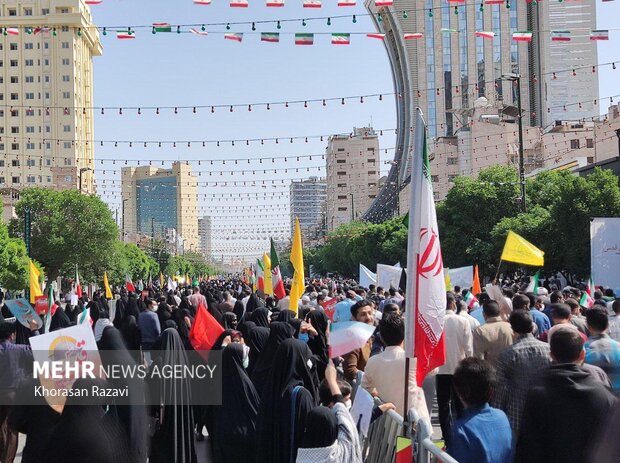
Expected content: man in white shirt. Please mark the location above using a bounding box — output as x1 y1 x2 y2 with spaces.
361 313 429 420
188 286 207 309
436 292 473 448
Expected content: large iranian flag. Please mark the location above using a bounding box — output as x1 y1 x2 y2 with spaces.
404 109 447 386
271 238 286 299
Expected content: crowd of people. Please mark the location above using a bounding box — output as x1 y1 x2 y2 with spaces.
0 276 619 463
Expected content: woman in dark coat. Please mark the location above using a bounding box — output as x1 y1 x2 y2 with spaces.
251 322 294 396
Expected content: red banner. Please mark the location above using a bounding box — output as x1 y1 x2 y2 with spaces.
320 297 337 322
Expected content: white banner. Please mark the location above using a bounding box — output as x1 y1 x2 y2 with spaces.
447 266 474 290
591 218 620 290
359 264 377 289
376 264 402 290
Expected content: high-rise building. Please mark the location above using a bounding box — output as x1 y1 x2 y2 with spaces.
365 0 597 138
326 127 380 231
0 0 102 215
289 176 327 241
121 162 199 252
198 216 213 260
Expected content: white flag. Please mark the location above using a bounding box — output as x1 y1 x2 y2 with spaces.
359 264 377 289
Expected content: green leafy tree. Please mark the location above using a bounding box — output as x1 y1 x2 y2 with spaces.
0 222 30 291
124 243 158 281
10 188 120 282
165 255 193 277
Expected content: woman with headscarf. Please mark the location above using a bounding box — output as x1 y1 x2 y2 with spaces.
212 343 260 463
233 299 246 324
251 322 295 396
149 329 197 463
306 310 330 381
98 326 149 463
247 326 270 377
179 294 196 318
256 339 319 463
49 304 71 331
296 361 362 463
172 308 193 350
245 293 262 315
206 292 225 327
120 314 141 361
238 320 256 342
94 317 113 346
156 301 172 327
43 378 129 463
251 307 271 329
223 312 238 330
277 309 296 323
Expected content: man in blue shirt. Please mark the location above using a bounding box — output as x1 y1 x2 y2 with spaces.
448 357 512 463
584 306 620 391
138 298 161 351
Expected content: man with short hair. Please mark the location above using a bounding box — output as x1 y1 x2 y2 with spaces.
469 293 489 326
138 298 161 350
188 286 207 309
540 304 587 343
564 297 588 335
342 299 375 381
436 292 473 448
448 358 513 463
584 306 620 392
526 293 551 338
362 314 429 419
515 329 617 463
473 301 513 365
491 310 550 440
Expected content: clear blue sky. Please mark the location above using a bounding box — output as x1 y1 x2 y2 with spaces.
90 0 619 260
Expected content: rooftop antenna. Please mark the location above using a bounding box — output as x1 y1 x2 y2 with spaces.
370 115 373 129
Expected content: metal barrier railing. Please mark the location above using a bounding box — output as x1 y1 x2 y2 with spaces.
363 405 403 463
408 408 458 463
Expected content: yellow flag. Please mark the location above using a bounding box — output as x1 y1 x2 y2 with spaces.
444 270 453 292
159 272 165 288
289 217 305 315
263 253 273 296
103 271 113 299
29 259 43 304
500 231 545 266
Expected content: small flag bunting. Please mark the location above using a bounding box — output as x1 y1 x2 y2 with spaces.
512 31 533 42
590 30 609 40
230 0 249 6
367 33 386 39
295 33 314 45
441 28 458 33
224 32 243 42
117 30 135 39
190 28 208 36
266 0 284 6
85 0 103 4
6 28 19 36
337 0 356 5
193 0 212 4
484 0 504 3
404 33 423 40
261 32 280 42
475 31 495 39
33 27 50 35
551 30 571 41
152 23 172 32
375 0 393 5
331 33 350 45
303 0 322 6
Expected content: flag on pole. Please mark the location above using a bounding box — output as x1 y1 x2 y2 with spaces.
404 109 447 386
586 276 594 297
331 33 350 45
125 274 136 292
190 304 225 362
289 217 305 315
472 264 482 295
159 272 165 288
500 231 545 266
263 252 273 296
445 270 453 292
525 270 540 293
29 260 43 304
167 275 177 291
103 271 113 299
271 238 286 299
75 264 83 298
256 259 265 292
78 307 92 326
464 291 478 309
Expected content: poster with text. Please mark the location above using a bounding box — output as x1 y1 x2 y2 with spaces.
591 218 620 291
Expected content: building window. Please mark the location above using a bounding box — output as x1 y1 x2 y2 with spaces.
62 75 70 82
24 8 33 16
25 43 34 50
11 127 19 134
64 158 72 165
337 183 346 187
26 176 36 184
367 158 376 163
431 175 439 182
26 143 35 150
337 207 348 211
63 125 71 132
64 142 72 149
12 177 20 184
61 26 70 32
10 93 18 101
368 171 376 175
336 159 346 164
448 175 457 183
447 157 458 165
10 43 18 51
11 143 19 150
43 59 49 66
11 160 19 167
62 92 70 99
337 148 345 152
0 94 3 101
25 76 34 83
8 9 17 16
62 58 70 65
337 171 347 176
26 159 36 167
44 42 49 49
0 161 3 167
62 42 70 49
47 176 52 183
368 195 376 199
586 138 594 148
11 110 18 116
10 76 18 84
570 139 580 149
10 60 18 67
25 59 34 67
0 177 4 185
337 195 348 200
42 8 50 15
26 93 35 100
45 159 52 166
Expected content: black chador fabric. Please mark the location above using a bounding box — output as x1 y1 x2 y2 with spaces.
212 343 260 463
245 293 263 315
251 322 294 396
247 326 269 377
277 310 296 323
43 378 129 463
238 321 256 342
49 306 71 331
301 406 338 448
232 300 245 324
149 329 197 463
251 307 270 328
307 310 330 381
98 326 149 463
256 339 319 463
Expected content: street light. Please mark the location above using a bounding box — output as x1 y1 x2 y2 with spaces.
78 167 92 194
121 198 129 242
501 73 526 212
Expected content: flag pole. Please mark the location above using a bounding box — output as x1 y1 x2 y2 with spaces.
494 259 503 284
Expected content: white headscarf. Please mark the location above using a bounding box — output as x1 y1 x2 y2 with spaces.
94 318 113 342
